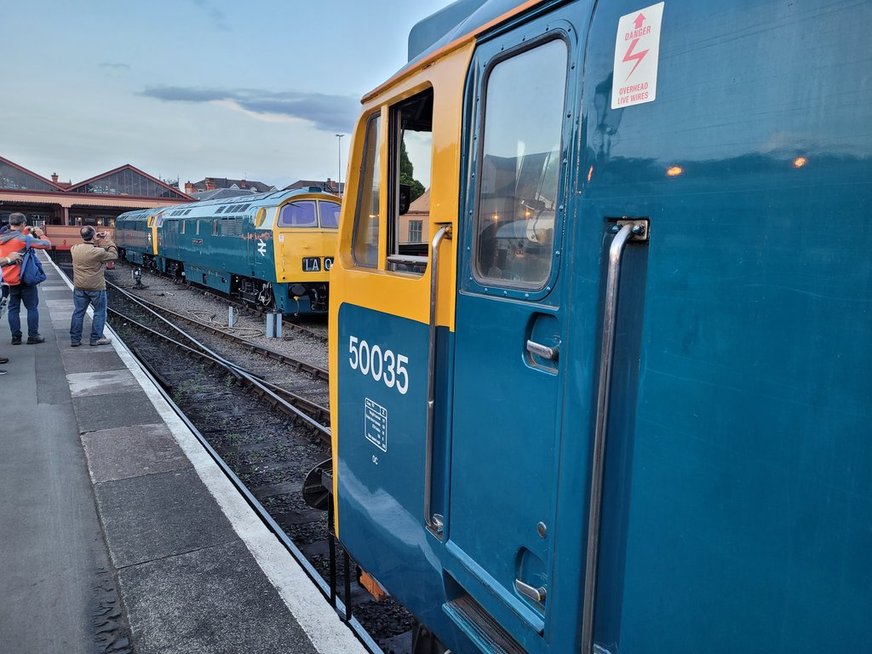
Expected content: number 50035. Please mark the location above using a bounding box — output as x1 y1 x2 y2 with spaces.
348 336 409 395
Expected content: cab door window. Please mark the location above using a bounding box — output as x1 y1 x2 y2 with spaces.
474 38 567 288
352 114 381 267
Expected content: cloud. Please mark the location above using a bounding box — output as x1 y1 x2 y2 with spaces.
141 86 359 133
188 0 229 31
99 62 131 70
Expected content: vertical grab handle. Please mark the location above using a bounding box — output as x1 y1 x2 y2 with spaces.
581 220 648 654
425 224 452 538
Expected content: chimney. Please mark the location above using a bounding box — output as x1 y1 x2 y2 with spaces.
184 181 194 194
240 179 247 188
205 177 216 190
51 172 59 183
326 177 334 191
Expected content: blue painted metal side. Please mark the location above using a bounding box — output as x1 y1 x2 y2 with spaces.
571 1 872 651
336 303 473 650
158 211 273 282
114 208 155 264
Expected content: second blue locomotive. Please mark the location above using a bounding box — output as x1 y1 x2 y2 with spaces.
115 188 340 314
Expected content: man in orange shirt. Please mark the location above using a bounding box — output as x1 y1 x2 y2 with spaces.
0 250 23 374
0 213 51 345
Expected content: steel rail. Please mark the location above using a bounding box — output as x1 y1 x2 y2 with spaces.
107 295 330 438
108 281 329 381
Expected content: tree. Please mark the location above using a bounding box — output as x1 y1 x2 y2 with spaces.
399 141 425 202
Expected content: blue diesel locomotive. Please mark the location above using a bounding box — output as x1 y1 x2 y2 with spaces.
328 1 872 653
116 188 340 314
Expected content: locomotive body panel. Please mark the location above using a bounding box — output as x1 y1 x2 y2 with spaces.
332 0 872 651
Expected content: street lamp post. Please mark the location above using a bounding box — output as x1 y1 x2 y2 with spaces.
335 133 344 198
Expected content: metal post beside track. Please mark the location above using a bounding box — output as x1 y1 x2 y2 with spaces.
265 311 282 338
328 501 337 608
343 550 352 622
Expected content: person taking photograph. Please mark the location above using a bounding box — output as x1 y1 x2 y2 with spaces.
69 226 117 347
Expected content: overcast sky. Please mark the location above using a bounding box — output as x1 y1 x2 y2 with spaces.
1 0 450 190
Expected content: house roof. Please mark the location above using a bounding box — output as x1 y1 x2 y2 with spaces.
408 188 430 213
190 177 275 193
283 179 343 194
192 188 259 201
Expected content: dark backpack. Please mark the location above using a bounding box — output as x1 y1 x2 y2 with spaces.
19 245 47 286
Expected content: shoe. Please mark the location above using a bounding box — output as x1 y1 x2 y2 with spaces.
70 341 81 348
27 336 45 344
11 336 21 345
0 369 7 376
90 337 111 346
0 356 8 364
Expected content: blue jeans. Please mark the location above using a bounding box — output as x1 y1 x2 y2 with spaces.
8 284 40 338
70 289 107 344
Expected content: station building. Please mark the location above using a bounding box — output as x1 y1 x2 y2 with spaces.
0 154 192 229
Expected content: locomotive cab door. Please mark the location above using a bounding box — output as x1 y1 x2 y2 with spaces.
247 206 277 306
445 8 587 650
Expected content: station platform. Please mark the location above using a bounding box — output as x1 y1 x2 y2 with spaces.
0 254 366 654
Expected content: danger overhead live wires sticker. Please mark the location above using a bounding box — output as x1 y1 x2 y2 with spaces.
611 2 665 109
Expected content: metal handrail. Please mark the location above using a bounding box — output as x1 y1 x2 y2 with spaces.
581 220 647 654
424 224 452 537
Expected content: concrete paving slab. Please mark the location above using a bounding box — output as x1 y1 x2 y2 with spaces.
73 390 163 432
95 467 238 568
50 309 71 323
61 348 127 373
35 339 74 406
119 540 319 654
67 369 141 397
83 423 190 483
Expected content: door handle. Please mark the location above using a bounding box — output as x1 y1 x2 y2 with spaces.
526 339 558 361
581 219 648 654
514 579 547 603
424 224 452 539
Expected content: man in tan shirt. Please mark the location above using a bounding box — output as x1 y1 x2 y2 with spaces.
70 226 117 347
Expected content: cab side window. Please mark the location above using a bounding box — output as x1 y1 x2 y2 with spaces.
387 88 433 274
352 114 381 267
474 38 567 288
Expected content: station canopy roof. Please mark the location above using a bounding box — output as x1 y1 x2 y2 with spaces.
0 155 190 202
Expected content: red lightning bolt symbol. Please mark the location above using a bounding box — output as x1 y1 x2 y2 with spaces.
623 38 649 80
622 12 649 80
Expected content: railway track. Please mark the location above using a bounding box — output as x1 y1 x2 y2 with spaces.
108 306 332 428
107 280 329 381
